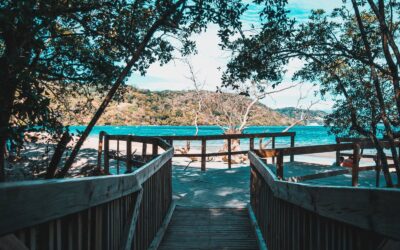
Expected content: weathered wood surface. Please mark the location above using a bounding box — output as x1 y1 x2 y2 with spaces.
122 189 143 250
228 138 232 169
0 137 174 250
0 173 140 236
288 168 350 183
102 131 296 171
159 132 294 141
172 150 249 158
167 132 295 171
259 140 400 158
126 137 133 173
249 151 400 242
148 202 176 250
247 205 268 250
335 137 398 165
258 142 368 187
132 158 173 250
158 207 259 250
257 143 355 157
201 138 206 171
251 162 390 250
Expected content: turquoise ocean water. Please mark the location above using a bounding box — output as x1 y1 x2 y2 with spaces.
69 125 335 147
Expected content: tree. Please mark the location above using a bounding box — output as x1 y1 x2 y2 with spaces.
0 0 248 180
1 1 123 180
222 1 400 187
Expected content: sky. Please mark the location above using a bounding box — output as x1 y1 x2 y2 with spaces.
128 0 344 111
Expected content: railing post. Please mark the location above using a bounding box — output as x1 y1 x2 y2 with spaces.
290 135 295 162
250 138 254 151
352 143 360 187
201 138 206 171
104 134 109 174
375 151 381 187
336 138 341 165
142 143 147 156
228 138 232 169
272 137 276 164
116 139 120 174
126 136 132 173
276 152 284 180
97 131 105 169
396 140 400 171
152 142 158 156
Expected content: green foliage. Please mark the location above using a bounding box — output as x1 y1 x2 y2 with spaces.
59 87 294 126
222 1 400 139
275 108 326 123
0 0 248 142
175 110 183 117
221 0 292 91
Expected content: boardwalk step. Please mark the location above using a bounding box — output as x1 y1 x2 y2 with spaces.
158 207 259 250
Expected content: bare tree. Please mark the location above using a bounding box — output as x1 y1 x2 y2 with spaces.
184 59 205 136
260 84 319 149
211 81 300 164
174 59 204 158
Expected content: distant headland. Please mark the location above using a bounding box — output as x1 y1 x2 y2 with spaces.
58 86 327 126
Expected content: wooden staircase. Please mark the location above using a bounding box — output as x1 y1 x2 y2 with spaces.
158 207 259 250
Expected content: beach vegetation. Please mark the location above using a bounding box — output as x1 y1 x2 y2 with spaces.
0 0 249 179
223 0 400 187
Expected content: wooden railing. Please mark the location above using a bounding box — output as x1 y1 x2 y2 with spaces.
98 132 171 174
249 150 400 250
335 137 399 162
0 137 174 250
99 132 296 171
255 140 400 187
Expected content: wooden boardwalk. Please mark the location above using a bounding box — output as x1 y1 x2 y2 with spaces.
159 207 259 250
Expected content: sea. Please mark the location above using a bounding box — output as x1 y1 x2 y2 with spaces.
69 125 336 148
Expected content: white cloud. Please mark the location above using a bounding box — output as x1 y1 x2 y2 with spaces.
128 24 226 92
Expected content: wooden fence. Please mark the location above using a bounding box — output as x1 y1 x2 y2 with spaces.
335 137 400 163
249 150 400 250
99 131 296 172
256 140 400 187
0 137 174 250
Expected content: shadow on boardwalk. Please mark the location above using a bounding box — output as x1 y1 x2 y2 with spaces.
172 165 250 208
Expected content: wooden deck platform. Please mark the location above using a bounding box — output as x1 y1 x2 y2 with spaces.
158 207 259 250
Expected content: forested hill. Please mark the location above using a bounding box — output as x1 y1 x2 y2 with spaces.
61 87 300 126
274 107 327 125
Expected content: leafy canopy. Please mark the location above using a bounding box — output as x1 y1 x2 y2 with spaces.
0 0 247 140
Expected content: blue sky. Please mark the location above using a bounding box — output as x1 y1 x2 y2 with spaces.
128 1 344 111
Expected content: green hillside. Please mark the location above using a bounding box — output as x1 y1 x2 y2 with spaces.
60 87 298 126
274 107 327 125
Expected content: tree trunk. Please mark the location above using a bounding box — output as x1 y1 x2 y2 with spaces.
352 0 400 182
0 73 18 182
55 0 186 177
45 132 71 178
0 138 6 182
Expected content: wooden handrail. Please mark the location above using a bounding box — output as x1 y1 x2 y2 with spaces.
100 131 296 171
259 140 400 158
0 146 173 236
249 151 400 242
257 143 364 185
256 143 355 157
159 132 294 140
335 137 400 166
0 137 174 250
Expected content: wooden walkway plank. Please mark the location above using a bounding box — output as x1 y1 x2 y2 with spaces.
158 207 259 250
